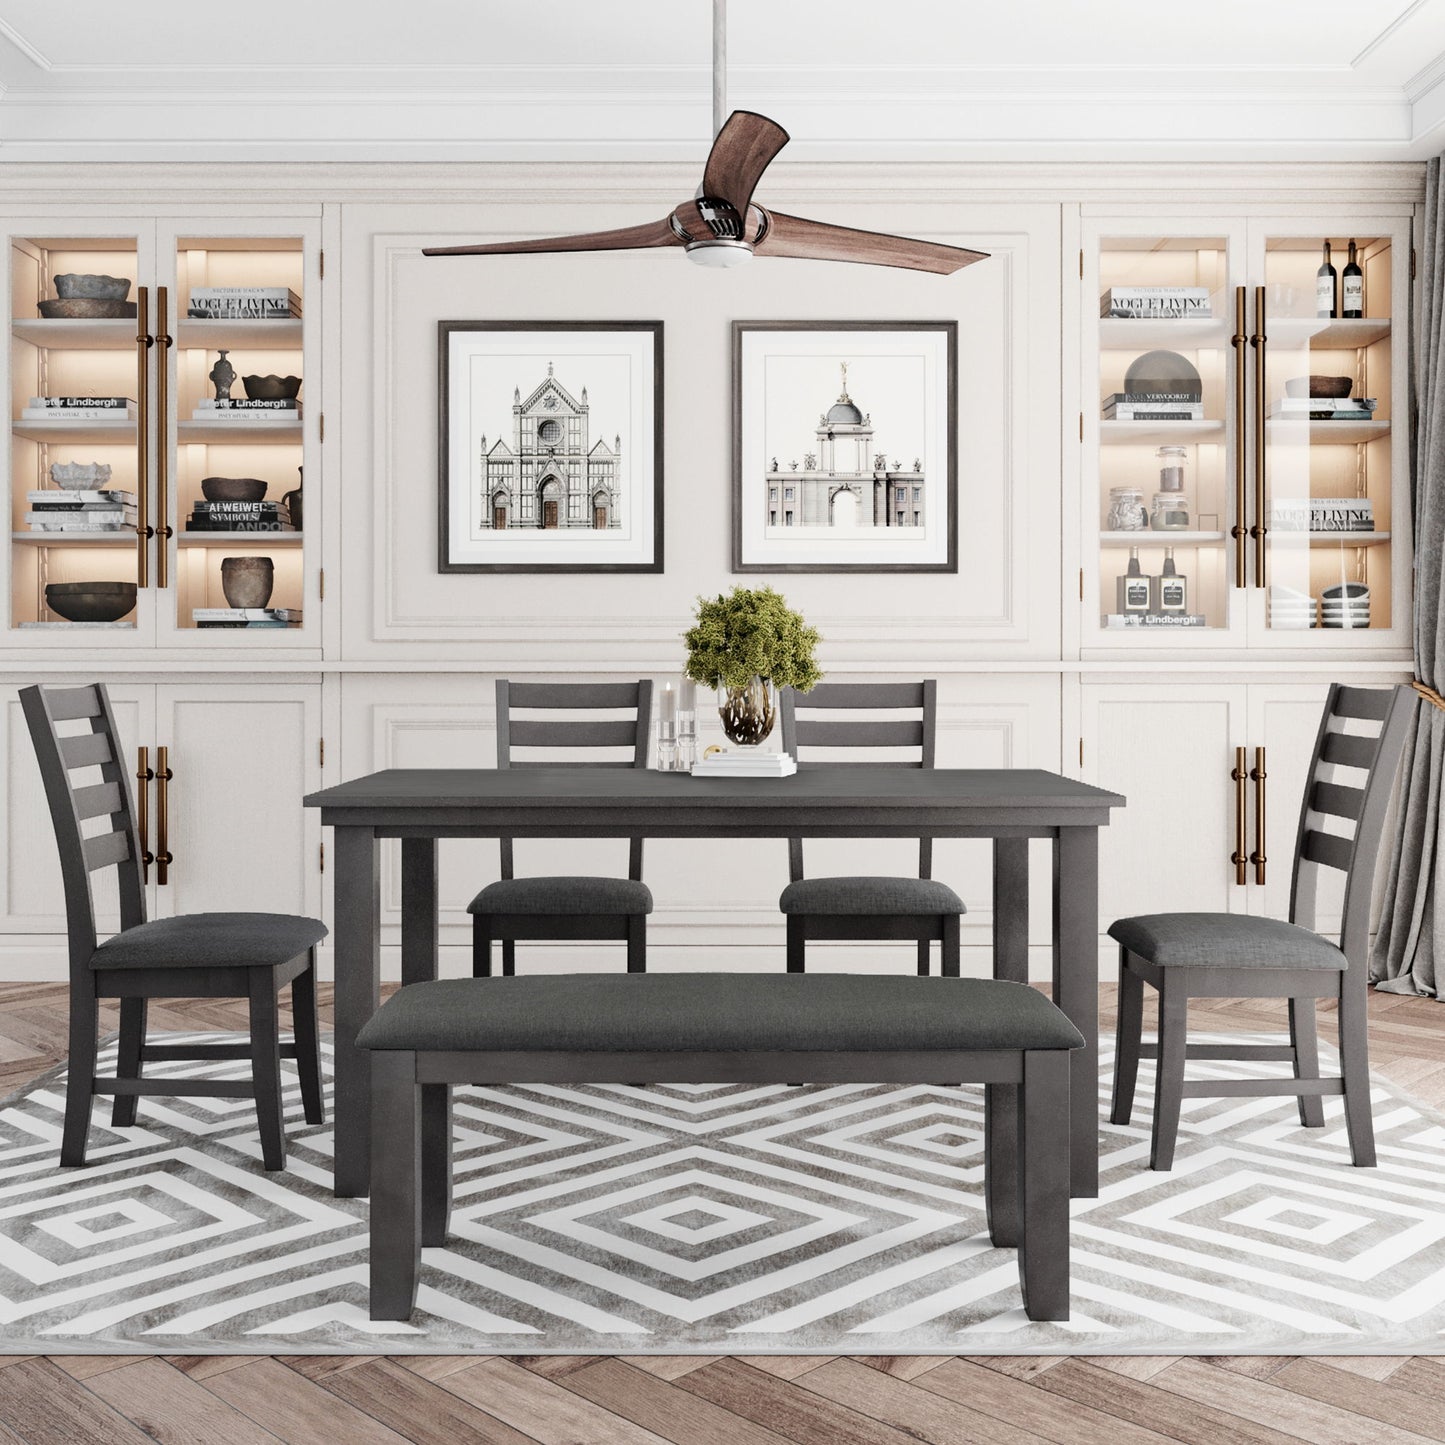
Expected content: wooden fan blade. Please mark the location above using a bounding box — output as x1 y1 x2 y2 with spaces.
759 211 988 275
423 218 680 258
701 110 790 218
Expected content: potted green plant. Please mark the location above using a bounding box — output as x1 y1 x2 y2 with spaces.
683 586 822 745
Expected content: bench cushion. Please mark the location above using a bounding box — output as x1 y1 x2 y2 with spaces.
357 973 1084 1054
780 875 965 916
90 912 327 970
468 876 653 916
1109 912 1346 970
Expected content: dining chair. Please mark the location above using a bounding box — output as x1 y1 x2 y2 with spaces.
1109 682 1414 1170
468 679 654 976
778 680 963 975
22 682 327 1171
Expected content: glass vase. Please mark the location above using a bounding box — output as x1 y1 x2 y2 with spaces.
717 677 777 746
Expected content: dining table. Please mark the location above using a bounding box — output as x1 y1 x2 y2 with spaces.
305 765 1125 1200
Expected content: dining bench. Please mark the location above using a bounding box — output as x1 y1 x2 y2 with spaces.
358 972 1084 1323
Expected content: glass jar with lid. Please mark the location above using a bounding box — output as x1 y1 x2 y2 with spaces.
1150 491 1192 530
1107 485 1149 531
1156 444 1188 492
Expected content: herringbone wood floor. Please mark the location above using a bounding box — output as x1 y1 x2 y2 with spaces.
3 979 1445 1444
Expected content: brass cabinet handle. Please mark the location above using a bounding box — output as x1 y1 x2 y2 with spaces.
135 747 155 885
155 745 174 885
1249 284 1268 588
134 287 154 588
154 286 174 589
1230 285 1248 589
1230 746 1248 885
1249 746 1268 886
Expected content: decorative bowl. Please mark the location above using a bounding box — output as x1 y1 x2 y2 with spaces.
242 374 301 400
1322 582 1370 602
1285 375 1353 398
49 461 113 490
201 476 267 503
53 273 131 301
44 581 137 623
38 298 137 320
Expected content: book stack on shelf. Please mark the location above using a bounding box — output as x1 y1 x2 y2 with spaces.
1102 390 1204 421
25 489 137 533
1100 287 1212 319
187 499 295 534
187 287 301 319
191 398 301 424
1269 396 1377 422
20 397 135 422
193 607 301 629
1270 498 1375 533
691 750 797 778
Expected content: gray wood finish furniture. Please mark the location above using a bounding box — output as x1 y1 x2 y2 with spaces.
1109 684 1414 1170
468 680 655 977
22 682 327 1171
306 765 1124 1200
358 973 1083 1323
779 681 963 975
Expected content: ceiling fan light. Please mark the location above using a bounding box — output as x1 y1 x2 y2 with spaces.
685 241 754 269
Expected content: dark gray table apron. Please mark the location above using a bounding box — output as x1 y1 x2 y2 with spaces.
305 766 1125 1199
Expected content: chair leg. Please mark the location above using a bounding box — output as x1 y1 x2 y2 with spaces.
248 967 287 1172
371 1050 421 1321
471 916 491 978
61 981 99 1168
111 996 148 1128
293 950 325 1127
916 939 930 976
502 939 517 977
1110 949 1145 1126
1289 996 1326 1129
1018 1049 1070 1322
786 917 806 973
985 1082 1019 1249
627 914 647 974
1338 967 1377 1167
421 1083 453 1246
940 913 961 978
1150 975 1188 1171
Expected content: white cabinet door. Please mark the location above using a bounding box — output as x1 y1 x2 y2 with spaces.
150 683 322 922
0 680 152 937
1082 683 1250 934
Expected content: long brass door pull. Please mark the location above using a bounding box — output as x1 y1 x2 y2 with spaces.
134 288 154 588
1230 286 1248 588
135 747 155 885
1230 745 1248 885
155 745 174 885
1249 284 1268 588
154 286 174 589
1249 746 1267 885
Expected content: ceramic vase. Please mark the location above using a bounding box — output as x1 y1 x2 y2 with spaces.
220 555 274 609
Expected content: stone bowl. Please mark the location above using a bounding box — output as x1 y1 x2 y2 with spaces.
1285 375 1353 398
38 298 137 319
201 476 267 503
53 273 131 301
49 461 113 490
242 374 301 400
45 581 137 623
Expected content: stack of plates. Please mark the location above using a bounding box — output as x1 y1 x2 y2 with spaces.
1320 582 1370 629
1268 584 1318 630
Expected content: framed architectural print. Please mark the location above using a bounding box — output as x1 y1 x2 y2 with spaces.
438 320 663 572
732 321 957 572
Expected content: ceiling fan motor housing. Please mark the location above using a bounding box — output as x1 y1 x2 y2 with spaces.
670 198 770 263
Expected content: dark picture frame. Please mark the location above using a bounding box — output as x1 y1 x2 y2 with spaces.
438 320 663 573
732 320 958 573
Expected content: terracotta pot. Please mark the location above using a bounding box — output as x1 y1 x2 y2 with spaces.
221 556 274 609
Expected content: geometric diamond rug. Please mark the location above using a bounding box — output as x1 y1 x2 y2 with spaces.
3 1031 1445 1355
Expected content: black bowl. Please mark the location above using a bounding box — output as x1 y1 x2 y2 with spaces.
45 581 137 623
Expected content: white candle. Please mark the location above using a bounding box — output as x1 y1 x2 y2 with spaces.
660 682 677 725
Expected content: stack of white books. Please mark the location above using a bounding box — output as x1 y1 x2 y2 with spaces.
691 750 797 778
191 399 301 423
21 396 135 422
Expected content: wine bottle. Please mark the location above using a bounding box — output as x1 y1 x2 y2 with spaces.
1151 547 1188 614
1117 546 1151 615
1316 240 1338 319
1342 239 1363 319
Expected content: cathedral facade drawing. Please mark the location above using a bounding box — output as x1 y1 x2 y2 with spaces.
766 364 924 529
478 363 621 530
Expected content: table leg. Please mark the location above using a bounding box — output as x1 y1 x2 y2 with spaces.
333 825 379 1198
401 838 439 986
992 838 1030 984
1054 825 1099 1198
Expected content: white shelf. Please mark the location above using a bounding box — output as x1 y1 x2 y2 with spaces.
12 531 133 545
177 420 302 445
177 531 302 546
1266 419 1390 444
1269 317 1391 350
12 418 135 444
1100 531 1226 547
1263 529 1392 548
1100 420 1226 445
1098 317 1231 348
11 318 138 350
174 318 302 350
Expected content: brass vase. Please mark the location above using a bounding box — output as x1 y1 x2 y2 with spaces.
717 677 777 746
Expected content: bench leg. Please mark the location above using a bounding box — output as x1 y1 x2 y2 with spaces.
985 1082 1019 1249
940 913 961 977
1290 996 1325 1129
1018 1049 1070 1322
786 917 806 973
249 967 286 1173
471 916 492 978
1150 978 1188 1171
294 950 326 1127
1110 948 1144 1126
421 1083 453 1246
627 914 647 974
371 1050 421 1321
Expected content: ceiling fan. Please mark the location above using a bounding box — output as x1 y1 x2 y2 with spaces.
424 2 986 276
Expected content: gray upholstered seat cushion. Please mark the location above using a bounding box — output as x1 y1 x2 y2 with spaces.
1109 913 1346 970
90 912 327 970
358 973 1083 1054
779 876 965 916
467 876 653 916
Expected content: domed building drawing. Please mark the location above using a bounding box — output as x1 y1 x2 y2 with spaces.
477 362 621 530
766 363 924 530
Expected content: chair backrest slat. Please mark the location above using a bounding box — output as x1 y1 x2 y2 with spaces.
781 679 938 882
58 731 114 769
1333 685 1396 721
1301 829 1354 872
1310 780 1365 822
494 678 654 880
83 830 131 871
1320 731 1378 769
42 684 103 721
73 780 125 822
